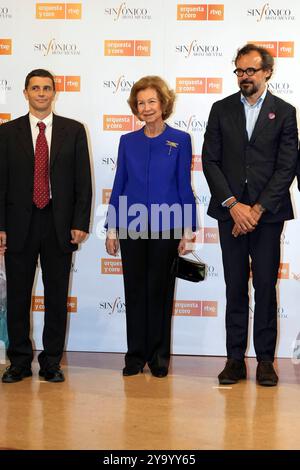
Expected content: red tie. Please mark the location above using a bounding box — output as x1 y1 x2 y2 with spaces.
33 121 50 209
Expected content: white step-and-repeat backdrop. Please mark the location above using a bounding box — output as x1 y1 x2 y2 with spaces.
1 0 300 359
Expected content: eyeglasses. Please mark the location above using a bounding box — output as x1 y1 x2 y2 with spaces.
233 67 263 77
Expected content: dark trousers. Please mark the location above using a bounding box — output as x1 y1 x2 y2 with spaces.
5 203 72 370
119 233 179 370
218 219 283 362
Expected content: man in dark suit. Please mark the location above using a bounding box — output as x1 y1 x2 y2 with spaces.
0 69 92 383
202 44 298 386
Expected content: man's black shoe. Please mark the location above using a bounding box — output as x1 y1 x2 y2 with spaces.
150 366 168 378
39 366 65 383
256 361 278 387
2 366 32 383
218 359 246 385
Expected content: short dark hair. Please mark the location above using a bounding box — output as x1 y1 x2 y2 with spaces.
128 76 175 120
25 69 55 90
234 43 274 81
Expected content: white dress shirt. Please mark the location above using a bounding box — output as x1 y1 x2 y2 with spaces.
29 112 53 154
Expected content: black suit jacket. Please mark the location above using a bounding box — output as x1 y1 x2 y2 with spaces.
0 113 92 252
202 91 298 222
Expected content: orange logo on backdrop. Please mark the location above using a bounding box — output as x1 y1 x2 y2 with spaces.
104 40 151 56
176 77 222 94
0 39 12 55
177 4 223 20
32 296 77 312
134 118 144 130
135 40 151 56
207 78 222 93
207 4 224 20
173 300 218 316
0 114 11 125
102 189 112 204
176 78 206 93
177 4 207 20
250 41 294 58
66 3 82 19
105 40 134 56
196 228 219 244
278 42 294 58
54 75 64 91
54 76 80 92
202 301 218 316
101 259 123 275
103 115 133 131
191 154 202 171
65 76 80 91
278 263 290 279
36 3 81 19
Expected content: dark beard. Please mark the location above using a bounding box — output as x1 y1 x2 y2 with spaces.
240 81 259 97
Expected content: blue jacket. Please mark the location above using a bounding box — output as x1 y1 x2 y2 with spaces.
106 124 197 232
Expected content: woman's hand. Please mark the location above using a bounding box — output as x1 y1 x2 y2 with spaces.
178 230 196 256
105 230 119 256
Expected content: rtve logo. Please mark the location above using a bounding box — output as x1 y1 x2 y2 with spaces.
103 115 143 132
36 3 81 19
177 4 224 21
54 76 80 92
32 296 77 312
173 300 218 317
0 38 12 54
101 259 123 275
176 77 222 94
249 41 294 57
104 40 151 56
0 113 11 125
196 228 219 244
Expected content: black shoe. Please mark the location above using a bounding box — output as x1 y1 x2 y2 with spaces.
256 361 278 387
122 365 143 376
150 367 168 378
39 366 65 383
218 359 246 385
2 366 32 383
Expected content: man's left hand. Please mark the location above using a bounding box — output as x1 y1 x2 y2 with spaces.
71 229 88 244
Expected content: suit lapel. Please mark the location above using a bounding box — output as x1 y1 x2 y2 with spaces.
250 90 275 143
50 114 67 168
17 114 34 163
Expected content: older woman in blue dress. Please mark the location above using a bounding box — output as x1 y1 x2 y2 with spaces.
106 76 197 377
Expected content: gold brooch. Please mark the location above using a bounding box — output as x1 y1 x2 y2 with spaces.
166 140 178 155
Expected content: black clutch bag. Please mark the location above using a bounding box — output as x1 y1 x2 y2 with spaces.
173 253 206 283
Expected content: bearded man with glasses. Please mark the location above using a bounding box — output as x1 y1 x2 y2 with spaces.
202 43 298 386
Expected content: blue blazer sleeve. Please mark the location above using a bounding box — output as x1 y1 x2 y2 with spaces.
177 133 198 230
105 135 127 229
